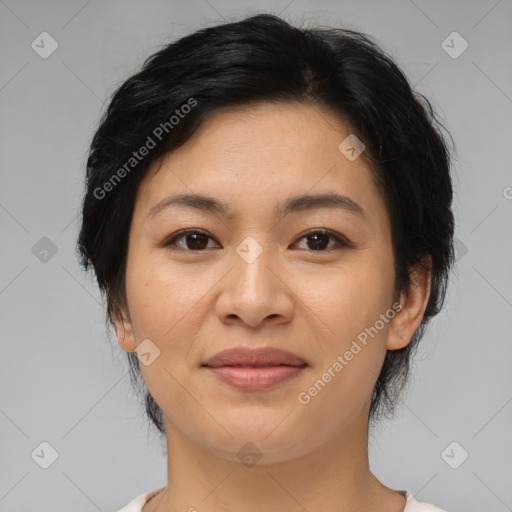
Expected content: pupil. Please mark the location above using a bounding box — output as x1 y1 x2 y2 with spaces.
308 233 328 250
187 233 208 250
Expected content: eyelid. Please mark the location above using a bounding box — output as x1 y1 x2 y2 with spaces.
163 228 219 249
291 228 351 250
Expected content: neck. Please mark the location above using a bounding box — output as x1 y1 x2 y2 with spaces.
147 409 406 512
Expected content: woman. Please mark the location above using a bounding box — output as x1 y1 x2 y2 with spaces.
78 13 455 512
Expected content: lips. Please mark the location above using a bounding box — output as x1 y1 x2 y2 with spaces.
202 347 307 368
202 347 308 391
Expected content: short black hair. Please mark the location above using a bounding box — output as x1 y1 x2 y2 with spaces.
77 13 455 435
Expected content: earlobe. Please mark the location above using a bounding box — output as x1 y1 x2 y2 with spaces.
387 256 432 351
113 303 137 353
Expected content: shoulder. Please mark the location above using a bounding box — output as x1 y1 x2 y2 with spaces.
113 486 165 512
404 491 447 511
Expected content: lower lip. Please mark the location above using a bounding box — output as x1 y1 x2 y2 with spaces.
204 365 306 391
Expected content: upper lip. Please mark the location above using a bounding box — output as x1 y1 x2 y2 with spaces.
202 347 307 368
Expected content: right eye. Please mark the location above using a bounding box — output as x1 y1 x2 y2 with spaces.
164 229 221 251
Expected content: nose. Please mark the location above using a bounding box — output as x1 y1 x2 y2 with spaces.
214 239 295 328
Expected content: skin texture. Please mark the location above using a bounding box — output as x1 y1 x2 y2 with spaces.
114 102 431 512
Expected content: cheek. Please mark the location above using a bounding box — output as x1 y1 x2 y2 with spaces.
125 255 212 342
296 254 394 347
124 259 208 411
293 261 394 427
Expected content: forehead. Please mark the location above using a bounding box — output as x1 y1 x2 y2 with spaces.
133 102 384 225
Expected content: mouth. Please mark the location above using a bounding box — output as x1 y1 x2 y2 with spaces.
203 364 307 391
201 347 308 391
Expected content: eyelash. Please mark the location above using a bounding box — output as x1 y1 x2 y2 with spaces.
163 228 351 252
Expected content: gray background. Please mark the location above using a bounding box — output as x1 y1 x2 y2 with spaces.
1 1 511 511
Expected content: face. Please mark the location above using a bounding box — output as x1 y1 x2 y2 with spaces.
115 102 426 463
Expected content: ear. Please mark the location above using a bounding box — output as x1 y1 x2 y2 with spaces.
387 256 432 350
113 301 137 353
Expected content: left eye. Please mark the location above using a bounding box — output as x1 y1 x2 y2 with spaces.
292 230 348 251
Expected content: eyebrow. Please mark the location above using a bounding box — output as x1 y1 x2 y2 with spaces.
145 192 366 221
